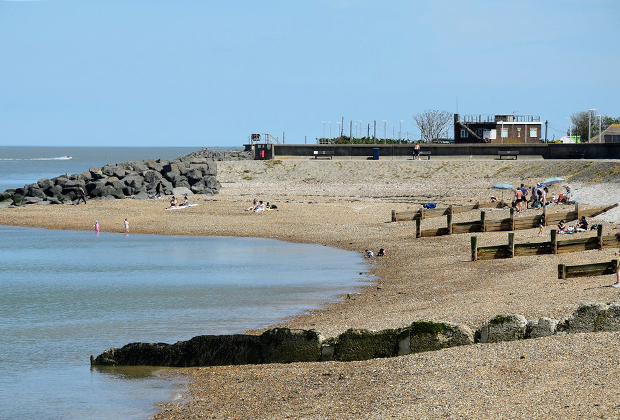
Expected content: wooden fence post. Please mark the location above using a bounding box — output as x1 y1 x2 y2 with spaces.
597 224 604 250
508 232 515 258
447 214 453 235
420 208 426 220
480 211 486 233
558 264 567 280
415 217 421 238
471 236 478 261
551 229 557 254
391 210 396 222
448 204 454 216
510 207 515 231
575 202 580 221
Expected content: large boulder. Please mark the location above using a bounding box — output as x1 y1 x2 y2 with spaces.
408 320 474 353
526 317 558 338
564 303 620 333
260 328 322 364
478 314 527 343
172 187 193 197
330 328 401 362
102 165 126 178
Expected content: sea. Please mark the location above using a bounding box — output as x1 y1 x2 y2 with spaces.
0 146 372 420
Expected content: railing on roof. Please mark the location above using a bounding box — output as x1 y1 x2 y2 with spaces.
460 115 541 123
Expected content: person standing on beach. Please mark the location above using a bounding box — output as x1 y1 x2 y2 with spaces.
614 245 620 288
77 186 87 204
155 181 163 198
94 220 100 234
414 143 420 160
514 188 523 212
124 218 129 234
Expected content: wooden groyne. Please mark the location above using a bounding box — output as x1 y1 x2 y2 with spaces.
558 259 619 280
471 226 620 261
413 203 617 239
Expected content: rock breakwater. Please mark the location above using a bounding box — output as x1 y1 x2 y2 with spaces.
1 148 251 206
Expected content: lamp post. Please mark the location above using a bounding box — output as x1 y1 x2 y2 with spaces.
382 120 386 143
321 121 325 139
588 108 596 143
399 120 404 143
599 114 603 143
358 120 362 139
336 121 341 139
328 122 332 138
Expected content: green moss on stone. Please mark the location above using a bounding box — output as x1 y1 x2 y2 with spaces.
489 315 518 325
410 320 451 336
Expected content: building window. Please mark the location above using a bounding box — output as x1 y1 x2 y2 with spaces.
477 128 484 137
501 129 508 138
530 128 538 137
517 128 522 137
606 134 620 143
461 129 468 138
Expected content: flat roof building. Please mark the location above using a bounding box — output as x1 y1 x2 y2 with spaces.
454 114 543 144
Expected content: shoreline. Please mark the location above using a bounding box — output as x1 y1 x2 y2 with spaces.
3 158 620 418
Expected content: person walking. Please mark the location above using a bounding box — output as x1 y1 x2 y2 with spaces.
77 186 87 204
124 218 129 234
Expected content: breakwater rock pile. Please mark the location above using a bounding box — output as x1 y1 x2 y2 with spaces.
91 302 618 367
1 148 251 206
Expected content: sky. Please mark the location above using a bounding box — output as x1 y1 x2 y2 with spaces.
0 0 618 147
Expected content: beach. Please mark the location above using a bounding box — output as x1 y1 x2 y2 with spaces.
3 157 620 419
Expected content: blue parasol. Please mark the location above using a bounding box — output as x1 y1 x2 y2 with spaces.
541 177 564 186
491 183 516 201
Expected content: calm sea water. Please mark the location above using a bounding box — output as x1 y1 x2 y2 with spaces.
0 146 203 192
0 147 372 419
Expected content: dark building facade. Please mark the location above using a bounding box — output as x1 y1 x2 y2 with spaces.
454 114 543 144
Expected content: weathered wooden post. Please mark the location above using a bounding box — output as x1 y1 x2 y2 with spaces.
509 207 515 231
415 217 421 239
597 224 604 250
391 210 396 222
448 204 454 216
551 229 558 254
471 236 478 261
480 211 487 233
575 202 580 221
508 232 515 258
420 208 426 220
558 264 567 280
447 213 453 235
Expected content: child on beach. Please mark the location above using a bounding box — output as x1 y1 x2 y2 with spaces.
94 220 100 233
124 218 129 234
537 216 545 237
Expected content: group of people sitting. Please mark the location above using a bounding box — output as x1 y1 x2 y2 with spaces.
557 216 590 234
246 198 277 213
167 194 191 209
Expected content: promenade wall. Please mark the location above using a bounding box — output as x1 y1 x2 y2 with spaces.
245 143 620 160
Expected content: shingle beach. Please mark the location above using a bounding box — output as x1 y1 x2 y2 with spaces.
2 157 620 419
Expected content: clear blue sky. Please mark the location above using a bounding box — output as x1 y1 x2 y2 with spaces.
1 0 618 147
